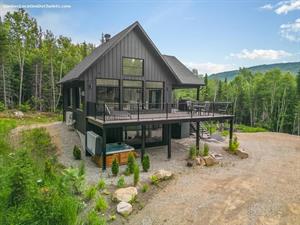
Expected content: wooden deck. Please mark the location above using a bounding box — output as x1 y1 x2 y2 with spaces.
87 111 234 127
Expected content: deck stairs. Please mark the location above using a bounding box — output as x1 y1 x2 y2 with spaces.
190 122 211 139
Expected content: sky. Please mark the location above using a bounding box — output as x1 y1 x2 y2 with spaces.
0 0 299 74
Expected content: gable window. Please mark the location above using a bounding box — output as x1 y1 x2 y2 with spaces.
122 57 143 76
67 88 72 108
145 81 163 110
123 80 143 110
96 79 120 110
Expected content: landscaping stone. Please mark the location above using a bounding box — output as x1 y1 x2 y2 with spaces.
203 155 218 166
187 159 195 167
117 201 133 216
14 111 24 118
113 187 138 203
152 169 173 180
236 149 249 159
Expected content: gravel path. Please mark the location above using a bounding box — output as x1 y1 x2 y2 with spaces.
128 132 300 225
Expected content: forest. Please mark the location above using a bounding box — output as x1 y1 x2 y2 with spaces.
0 9 299 135
175 69 300 135
0 9 94 111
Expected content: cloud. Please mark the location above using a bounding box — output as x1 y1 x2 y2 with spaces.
0 3 17 19
260 4 273 10
185 62 236 75
275 0 300 14
259 1 300 14
230 49 292 60
280 18 300 41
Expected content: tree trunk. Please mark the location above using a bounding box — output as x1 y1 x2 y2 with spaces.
50 57 55 112
18 50 25 107
35 63 38 109
39 64 43 111
55 57 64 111
1 63 7 108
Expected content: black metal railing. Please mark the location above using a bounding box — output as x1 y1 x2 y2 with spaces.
86 101 233 122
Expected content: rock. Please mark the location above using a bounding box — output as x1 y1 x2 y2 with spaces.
113 187 138 203
196 157 206 166
236 149 248 159
187 159 194 167
117 201 132 216
203 155 218 166
212 153 223 160
14 111 24 118
152 169 173 180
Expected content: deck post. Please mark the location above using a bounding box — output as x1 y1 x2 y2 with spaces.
196 87 200 101
196 121 200 150
102 127 107 171
141 125 145 162
229 119 233 146
167 124 171 159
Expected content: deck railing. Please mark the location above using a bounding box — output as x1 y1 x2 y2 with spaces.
86 101 233 122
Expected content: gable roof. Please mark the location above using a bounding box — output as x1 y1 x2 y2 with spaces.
59 21 203 87
163 55 204 87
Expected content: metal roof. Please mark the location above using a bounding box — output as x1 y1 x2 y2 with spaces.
163 55 204 87
59 21 203 87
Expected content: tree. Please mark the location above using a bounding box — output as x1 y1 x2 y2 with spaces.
0 18 9 108
5 9 38 106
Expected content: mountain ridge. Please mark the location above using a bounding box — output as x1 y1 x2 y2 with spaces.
209 61 300 80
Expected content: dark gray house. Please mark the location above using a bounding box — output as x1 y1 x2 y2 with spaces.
59 21 234 170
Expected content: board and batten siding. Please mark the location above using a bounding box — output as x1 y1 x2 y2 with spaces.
84 27 176 103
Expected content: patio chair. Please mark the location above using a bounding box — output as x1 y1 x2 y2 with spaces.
218 103 229 114
105 104 132 120
198 101 210 116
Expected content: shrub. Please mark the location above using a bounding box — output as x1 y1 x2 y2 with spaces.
0 101 5 111
117 175 125 188
229 135 240 153
150 175 159 185
188 145 196 159
87 210 107 225
95 196 108 212
133 163 140 186
111 158 119 176
19 102 31 112
62 167 85 195
142 154 150 172
203 143 209 156
97 179 106 190
79 161 85 176
141 184 149 193
44 159 54 178
85 186 97 201
127 152 135 174
73 145 81 160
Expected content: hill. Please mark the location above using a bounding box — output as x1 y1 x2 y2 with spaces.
209 61 300 80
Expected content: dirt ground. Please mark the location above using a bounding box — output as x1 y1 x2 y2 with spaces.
128 132 300 225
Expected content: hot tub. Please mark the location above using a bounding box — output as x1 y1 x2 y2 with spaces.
92 143 136 168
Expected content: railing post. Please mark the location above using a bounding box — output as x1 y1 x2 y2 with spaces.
103 103 106 122
94 102 96 119
212 101 215 117
191 102 193 118
231 102 234 115
166 103 168 119
137 103 140 121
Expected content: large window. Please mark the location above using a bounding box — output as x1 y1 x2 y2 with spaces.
96 79 120 110
123 80 143 110
75 87 84 110
122 57 143 76
67 88 72 108
145 81 163 110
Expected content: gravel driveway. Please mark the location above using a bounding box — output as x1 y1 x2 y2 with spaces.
128 132 300 225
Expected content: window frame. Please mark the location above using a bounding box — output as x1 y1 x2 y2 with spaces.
122 56 144 77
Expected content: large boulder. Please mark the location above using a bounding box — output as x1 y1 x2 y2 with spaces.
236 149 248 159
117 201 132 216
14 111 24 118
113 187 138 203
152 170 173 180
203 155 218 166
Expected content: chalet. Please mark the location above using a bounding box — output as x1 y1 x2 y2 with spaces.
59 21 234 170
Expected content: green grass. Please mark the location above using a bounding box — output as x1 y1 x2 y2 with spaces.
235 124 267 133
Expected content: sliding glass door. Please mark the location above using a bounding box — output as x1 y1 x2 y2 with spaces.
145 81 163 110
96 79 120 111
